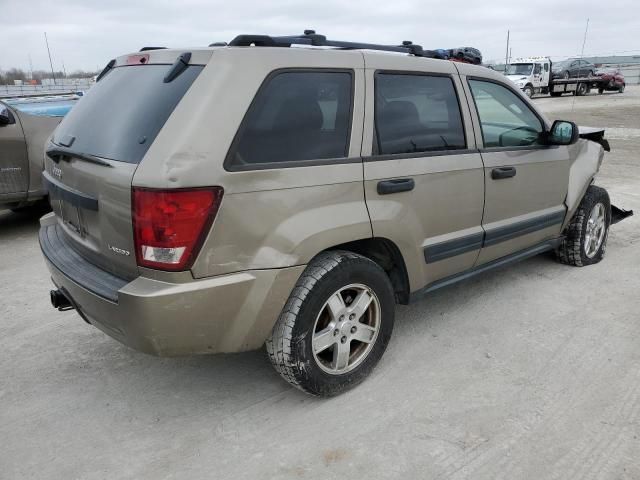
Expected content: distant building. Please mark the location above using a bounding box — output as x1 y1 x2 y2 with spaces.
581 55 640 67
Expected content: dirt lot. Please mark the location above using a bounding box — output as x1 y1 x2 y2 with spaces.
1 87 639 480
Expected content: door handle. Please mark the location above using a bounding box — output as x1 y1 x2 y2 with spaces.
377 178 415 195
491 166 517 180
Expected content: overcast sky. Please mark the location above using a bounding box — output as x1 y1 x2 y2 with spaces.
2 0 639 72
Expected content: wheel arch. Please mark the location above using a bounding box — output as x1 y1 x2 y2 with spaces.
321 237 411 305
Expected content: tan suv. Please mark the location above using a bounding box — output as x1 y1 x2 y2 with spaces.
39 32 631 396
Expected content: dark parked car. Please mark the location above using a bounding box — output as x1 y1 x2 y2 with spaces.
552 59 596 79
595 68 625 92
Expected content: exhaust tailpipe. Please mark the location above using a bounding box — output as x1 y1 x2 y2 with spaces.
50 289 73 311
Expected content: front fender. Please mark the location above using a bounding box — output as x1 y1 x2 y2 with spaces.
563 138 604 230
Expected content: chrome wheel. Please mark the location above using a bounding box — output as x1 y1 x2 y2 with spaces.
584 202 607 258
312 283 381 374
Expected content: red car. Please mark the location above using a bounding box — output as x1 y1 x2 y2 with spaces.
596 68 626 93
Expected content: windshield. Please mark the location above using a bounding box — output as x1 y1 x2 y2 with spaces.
53 64 203 164
506 64 533 76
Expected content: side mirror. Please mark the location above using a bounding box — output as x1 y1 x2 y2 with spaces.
0 106 13 126
548 120 579 145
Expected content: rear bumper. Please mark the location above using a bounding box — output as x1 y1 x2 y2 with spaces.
39 214 304 356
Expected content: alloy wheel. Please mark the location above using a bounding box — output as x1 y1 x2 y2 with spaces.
584 202 607 258
312 284 381 374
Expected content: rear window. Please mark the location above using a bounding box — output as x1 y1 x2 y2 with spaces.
53 64 203 164
225 70 353 170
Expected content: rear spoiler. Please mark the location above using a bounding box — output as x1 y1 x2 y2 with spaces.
578 126 610 152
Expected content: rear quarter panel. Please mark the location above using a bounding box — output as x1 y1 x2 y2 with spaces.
14 110 63 197
132 48 372 278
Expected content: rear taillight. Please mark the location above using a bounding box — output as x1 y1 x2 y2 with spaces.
132 187 223 271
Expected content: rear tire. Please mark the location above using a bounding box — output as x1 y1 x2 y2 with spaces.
619 84 625 93
266 251 395 396
576 83 588 96
556 185 611 267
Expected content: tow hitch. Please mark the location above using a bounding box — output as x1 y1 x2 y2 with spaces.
50 289 74 311
611 205 633 225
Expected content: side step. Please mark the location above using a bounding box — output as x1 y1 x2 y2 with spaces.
409 238 561 302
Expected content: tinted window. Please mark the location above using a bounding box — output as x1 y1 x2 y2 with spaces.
374 74 466 155
469 80 543 148
227 71 352 168
53 64 203 164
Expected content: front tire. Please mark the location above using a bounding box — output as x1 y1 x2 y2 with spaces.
523 85 534 98
266 251 395 396
556 185 611 266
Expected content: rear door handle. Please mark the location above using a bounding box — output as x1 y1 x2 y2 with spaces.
377 178 415 195
491 166 517 180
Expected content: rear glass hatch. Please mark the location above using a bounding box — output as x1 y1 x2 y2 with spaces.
44 54 205 280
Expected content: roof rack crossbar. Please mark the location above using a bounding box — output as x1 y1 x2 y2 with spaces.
227 31 440 58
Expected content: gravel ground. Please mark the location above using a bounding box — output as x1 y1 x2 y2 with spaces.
1 87 639 480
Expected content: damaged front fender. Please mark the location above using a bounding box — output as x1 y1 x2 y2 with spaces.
564 135 604 229
579 126 611 152
564 127 633 229
611 205 634 224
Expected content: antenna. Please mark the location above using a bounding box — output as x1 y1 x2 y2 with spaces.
44 32 56 85
572 18 589 112
580 18 590 60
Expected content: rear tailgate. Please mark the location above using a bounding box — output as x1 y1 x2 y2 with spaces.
43 51 209 279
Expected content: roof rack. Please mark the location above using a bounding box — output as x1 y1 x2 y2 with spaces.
227 30 441 58
139 46 167 52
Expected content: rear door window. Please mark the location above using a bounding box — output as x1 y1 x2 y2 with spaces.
226 70 353 170
53 64 203 164
374 73 466 155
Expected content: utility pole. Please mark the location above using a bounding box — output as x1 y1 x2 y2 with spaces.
504 30 510 70
44 32 56 85
28 54 34 80
62 61 67 79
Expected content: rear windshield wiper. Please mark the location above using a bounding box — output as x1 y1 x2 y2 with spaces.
96 59 115 82
164 52 192 83
46 145 113 168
